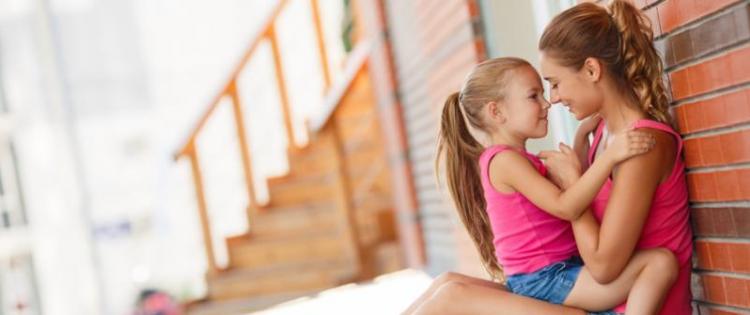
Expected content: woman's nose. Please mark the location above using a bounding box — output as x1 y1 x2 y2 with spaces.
542 98 552 110
549 90 561 104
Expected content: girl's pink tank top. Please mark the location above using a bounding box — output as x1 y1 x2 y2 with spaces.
479 145 579 276
589 119 693 314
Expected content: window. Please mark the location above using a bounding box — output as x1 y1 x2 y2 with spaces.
0 141 26 230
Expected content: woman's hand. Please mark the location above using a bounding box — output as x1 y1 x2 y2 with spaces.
539 143 582 189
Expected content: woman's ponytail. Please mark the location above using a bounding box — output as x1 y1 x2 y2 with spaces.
609 0 672 125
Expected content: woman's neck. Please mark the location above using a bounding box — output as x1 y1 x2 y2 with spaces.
599 91 648 133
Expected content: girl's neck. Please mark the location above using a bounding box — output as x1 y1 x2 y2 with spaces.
489 131 527 152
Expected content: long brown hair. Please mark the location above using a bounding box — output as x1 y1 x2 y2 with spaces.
539 0 671 125
435 57 531 281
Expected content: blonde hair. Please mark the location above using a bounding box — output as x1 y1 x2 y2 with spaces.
435 57 531 281
539 0 672 125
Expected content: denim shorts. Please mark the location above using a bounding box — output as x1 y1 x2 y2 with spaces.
506 256 621 315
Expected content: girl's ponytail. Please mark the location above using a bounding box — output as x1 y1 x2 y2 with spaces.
436 92 503 281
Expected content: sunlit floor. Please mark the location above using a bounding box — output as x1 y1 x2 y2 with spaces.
252 269 433 315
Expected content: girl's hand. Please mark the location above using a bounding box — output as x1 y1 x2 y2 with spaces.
539 143 582 189
576 114 602 139
604 130 655 164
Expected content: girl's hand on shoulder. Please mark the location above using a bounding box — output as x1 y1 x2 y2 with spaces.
576 114 602 139
539 143 581 189
605 129 655 164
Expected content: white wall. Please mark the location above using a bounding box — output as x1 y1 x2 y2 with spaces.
479 0 579 154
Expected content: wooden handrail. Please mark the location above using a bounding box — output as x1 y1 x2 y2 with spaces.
174 0 290 159
309 40 372 132
173 0 374 279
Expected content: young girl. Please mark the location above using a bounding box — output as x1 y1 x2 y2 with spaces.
405 58 676 315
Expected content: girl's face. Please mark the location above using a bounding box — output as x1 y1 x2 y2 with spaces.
492 65 550 139
540 53 603 120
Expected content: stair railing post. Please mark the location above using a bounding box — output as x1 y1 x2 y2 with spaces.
329 121 370 280
227 81 260 222
267 26 297 151
186 142 219 275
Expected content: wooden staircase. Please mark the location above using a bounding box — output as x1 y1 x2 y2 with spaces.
174 2 404 311
185 71 402 315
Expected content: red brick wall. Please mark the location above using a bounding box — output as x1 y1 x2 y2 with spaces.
656 0 750 313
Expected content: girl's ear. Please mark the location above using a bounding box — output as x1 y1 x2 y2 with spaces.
582 57 602 83
486 101 506 124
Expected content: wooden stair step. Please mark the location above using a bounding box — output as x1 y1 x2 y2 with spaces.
186 290 317 315
208 259 354 301
267 173 337 207
250 201 339 236
228 230 348 269
372 241 404 275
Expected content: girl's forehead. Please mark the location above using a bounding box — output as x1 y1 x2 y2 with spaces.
512 66 543 87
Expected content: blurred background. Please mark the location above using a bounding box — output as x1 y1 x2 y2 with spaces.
1 0 748 314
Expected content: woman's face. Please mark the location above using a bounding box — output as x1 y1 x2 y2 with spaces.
540 53 603 120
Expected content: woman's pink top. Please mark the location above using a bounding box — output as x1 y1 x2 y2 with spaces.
479 145 579 276
589 119 693 314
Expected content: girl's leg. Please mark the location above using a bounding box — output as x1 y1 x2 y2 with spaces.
563 248 678 315
413 281 587 315
402 272 503 315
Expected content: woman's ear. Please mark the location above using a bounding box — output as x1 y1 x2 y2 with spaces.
582 57 602 83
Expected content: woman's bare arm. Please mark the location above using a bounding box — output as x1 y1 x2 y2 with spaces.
571 130 676 283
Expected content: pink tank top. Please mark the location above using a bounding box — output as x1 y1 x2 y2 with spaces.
589 119 693 314
479 145 578 276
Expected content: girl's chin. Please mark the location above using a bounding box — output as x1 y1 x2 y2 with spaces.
532 127 548 138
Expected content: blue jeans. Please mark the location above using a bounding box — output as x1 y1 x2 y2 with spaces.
506 256 621 315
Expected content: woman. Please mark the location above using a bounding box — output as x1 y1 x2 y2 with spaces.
404 1 692 314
